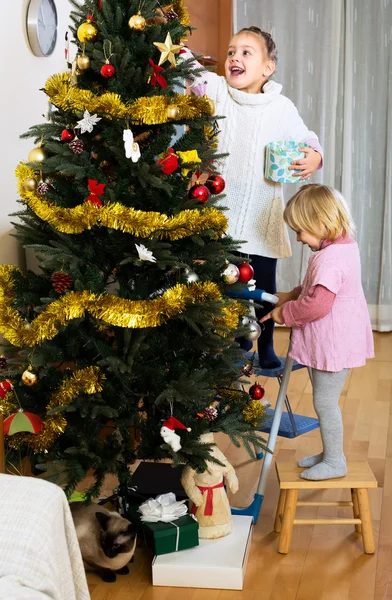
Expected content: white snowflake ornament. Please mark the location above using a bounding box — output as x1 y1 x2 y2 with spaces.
135 244 156 263
123 129 141 162
75 110 102 134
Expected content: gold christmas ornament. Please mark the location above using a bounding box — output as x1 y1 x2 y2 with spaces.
167 104 180 120
153 32 182 67
77 20 98 43
23 177 38 192
128 11 146 30
77 54 91 70
207 97 215 115
21 366 38 386
28 146 47 164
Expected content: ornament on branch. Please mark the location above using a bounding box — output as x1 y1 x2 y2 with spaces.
135 243 156 263
166 104 180 120
205 175 225 195
164 8 178 21
153 32 181 67
0 379 12 399
23 177 38 192
160 416 191 452
128 11 146 31
77 54 91 71
75 110 101 134
238 262 254 283
37 181 51 196
243 400 265 427
177 150 201 176
188 183 210 204
86 179 106 207
244 319 262 341
222 263 240 284
204 406 218 421
3 410 43 435
28 145 47 164
77 16 98 43
69 137 84 154
123 129 141 162
241 362 254 377
61 128 75 141
148 58 167 88
97 0 103 10
157 147 178 174
184 269 199 283
51 270 72 293
249 382 265 400
100 40 116 78
0 355 7 369
21 366 38 387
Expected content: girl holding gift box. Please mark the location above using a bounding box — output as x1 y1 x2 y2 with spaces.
261 184 374 480
181 27 323 368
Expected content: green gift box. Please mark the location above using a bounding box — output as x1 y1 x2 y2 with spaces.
128 505 199 555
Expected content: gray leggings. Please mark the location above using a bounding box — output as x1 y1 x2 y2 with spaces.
310 368 348 462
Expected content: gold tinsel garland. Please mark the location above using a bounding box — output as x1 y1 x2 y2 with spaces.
4 367 104 453
0 266 241 347
44 73 212 124
16 165 227 238
243 400 266 427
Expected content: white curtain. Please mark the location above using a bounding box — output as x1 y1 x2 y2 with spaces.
234 0 392 331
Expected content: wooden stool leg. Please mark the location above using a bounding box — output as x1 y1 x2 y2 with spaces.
351 488 362 533
356 488 375 554
274 489 287 533
278 489 298 554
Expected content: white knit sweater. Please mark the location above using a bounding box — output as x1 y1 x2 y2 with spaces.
190 68 322 258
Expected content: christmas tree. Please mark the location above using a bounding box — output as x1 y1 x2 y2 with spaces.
0 0 266 500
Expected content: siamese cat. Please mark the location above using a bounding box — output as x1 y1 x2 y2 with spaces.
71 503 137 582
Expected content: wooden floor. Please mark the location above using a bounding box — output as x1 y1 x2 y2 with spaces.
87 329 392 600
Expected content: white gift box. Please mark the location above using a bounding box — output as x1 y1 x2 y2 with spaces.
265 141 310 183
152 515 253 590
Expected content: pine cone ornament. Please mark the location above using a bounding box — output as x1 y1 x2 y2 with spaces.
37 182 51 195
164 9 178 20
204 406 218 421
0 355 7 369
51 271 72 294
69 139 84 154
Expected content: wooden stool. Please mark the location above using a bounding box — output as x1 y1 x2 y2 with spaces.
274 461 377 554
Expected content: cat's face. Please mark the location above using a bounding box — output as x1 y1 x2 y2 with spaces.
96 512 137 559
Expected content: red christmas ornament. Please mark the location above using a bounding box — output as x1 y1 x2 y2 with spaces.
86 179 106 207
51 271 72 294
0 379 12 399
249 383 265 400
101 62 116 78
3 411 43 435
189 184 210 204
205 175 225 195
97 0 103 9
148 59 168 88
61 129 75 142
158 147 179 174
238 262 255 283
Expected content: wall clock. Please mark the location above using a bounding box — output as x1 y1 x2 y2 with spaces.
26 0 58 57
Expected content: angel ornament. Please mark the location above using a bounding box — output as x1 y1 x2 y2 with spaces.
123 129 141 162
181 433 239 539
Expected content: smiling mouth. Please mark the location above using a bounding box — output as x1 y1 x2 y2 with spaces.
230 66 245 76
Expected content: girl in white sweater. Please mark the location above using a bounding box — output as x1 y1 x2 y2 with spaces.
183 27 323 368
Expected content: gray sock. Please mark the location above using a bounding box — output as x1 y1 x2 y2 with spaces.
298 452 323 468
299 368 348 481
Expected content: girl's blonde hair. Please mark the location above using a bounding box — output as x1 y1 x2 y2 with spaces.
283 184 355 240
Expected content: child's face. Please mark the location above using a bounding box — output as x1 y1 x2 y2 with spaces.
225 33 275 94
296 229 324 252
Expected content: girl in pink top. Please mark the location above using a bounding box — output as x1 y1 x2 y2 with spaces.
261 184 374 480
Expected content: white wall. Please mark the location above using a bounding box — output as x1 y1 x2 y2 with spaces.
0 0 72 268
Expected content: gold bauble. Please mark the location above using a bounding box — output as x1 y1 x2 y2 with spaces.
77 55 91 70
28 147 47 164
23 177 38 192
167 104 180 120
128 12 146 30
207 98 215 115
22 368 38 387
77 21 98 43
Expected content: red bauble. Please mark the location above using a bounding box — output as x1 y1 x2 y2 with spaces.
0 379 12 399
189 184 210 204
61 129 75 142
205 175 225 195
101 63 116 78
238 262 255 283
249 383 265 400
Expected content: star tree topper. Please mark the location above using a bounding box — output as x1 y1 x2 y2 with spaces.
153 32 182 67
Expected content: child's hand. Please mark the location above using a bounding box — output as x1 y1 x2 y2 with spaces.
288 148 322 181
275 291 295 307
260 306 285 325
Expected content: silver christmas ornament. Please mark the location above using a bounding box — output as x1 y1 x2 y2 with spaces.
222 263 240 284
245 321 262 341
